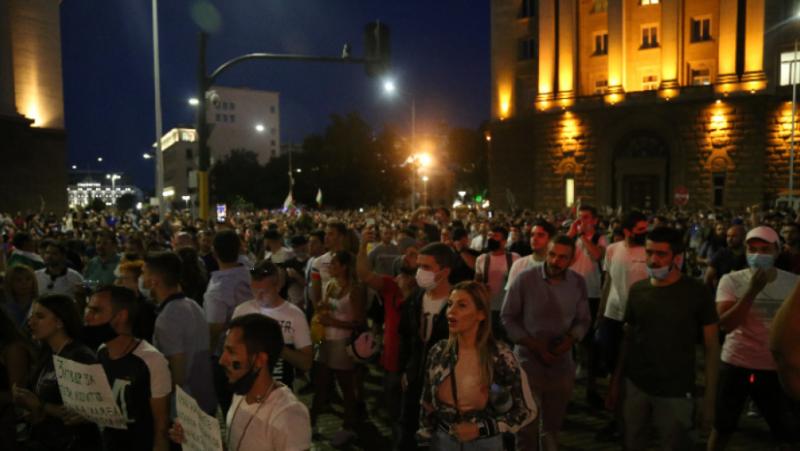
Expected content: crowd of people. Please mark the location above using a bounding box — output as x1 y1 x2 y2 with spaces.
0 203 798 450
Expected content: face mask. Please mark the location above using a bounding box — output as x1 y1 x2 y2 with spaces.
487 239 501 252
646 264 672 280
138 276 151 299
83 322 119 349
747 253 775 270
630 233 647 246
229 358 261 395
415 268 438 290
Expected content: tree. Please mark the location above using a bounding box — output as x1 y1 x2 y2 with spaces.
446 127 488 193
89 197 106 213
116 193 137 211
210 149 267 207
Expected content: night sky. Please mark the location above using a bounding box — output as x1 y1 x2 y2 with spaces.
60 1 491 191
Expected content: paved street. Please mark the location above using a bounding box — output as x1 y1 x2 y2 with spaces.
299 363 775 451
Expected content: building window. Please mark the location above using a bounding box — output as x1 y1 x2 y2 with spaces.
642 74 660 90
230 102 236 110
640 25 659 49
185 148 193 160
690 67 711 85
591 0 608 13
518 37 536 61
780 51 800 86
594 78 608 94
593 32 608 55
713 172 726 207
215 113 221 122
230 114 236 123
690 17 712 42
518 0 536 18
640 0 659 5
565 177 575 207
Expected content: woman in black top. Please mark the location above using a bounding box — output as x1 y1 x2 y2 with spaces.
12 294 100 451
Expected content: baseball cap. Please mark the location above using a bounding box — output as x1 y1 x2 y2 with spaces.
745 226 779 244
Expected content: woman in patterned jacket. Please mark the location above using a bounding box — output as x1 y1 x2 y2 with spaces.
418 281 536 450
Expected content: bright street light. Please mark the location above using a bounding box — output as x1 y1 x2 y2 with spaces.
421 175 429 182
143 153 153 159
418 153 432 167
382 78 396 95
188 97 199 106
296 168 302 173
71 165 77 170
255 124 265 133
97 157 103 163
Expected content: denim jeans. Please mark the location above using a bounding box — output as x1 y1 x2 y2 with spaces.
431 429 503 451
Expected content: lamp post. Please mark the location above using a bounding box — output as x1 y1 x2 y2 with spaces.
151 0 165 218
383 78 422 208
422 175 430 206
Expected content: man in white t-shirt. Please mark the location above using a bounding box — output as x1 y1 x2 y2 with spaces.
566 205 608 407
506 220 557 289
36 240 84 298
475 226 520 343
263 229 295 264
709 226 800 449
170 314 311 451
310 222 347 306
233 260 312 390
595 211 648 440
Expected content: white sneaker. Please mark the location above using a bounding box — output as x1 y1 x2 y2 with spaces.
331 429 356 447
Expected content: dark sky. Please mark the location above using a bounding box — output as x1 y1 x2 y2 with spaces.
60 1 491 191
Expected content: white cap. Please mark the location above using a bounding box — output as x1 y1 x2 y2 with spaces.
745 226 779 244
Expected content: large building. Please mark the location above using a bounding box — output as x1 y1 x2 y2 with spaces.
489 0 800 210
0 0 67 213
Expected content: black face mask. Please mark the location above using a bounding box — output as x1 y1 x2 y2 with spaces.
229 359 261 395
487 238 502 252
83 322 119 349
630 233 647 246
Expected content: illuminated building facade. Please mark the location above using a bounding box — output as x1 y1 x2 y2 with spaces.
67 181 143 209
489 0 800 210
0 0 67 212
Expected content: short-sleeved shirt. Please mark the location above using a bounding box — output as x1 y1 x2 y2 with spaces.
716 268 799 370
709 248 747 279
603 241 648 321
35 267 84 297
204 265 253 355
232 300 311 387
505 255 545 290
98 340 172 451
475 252 520 311
153 295 217 414
226 384 311 451
83 254 121 286
377 275 405 372
570 234 608 298
624 276 718 397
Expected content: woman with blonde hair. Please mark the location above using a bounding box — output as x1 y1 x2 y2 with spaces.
419 281 536 450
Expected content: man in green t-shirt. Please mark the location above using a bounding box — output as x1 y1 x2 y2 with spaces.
608 227 720 450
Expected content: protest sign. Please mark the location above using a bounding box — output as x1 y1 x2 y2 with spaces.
53 354 127 429
175 386 223 451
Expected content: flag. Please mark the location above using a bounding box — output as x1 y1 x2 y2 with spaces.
283 191 294 210
315 188 323 206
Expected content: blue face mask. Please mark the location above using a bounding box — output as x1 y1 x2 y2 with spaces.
747 253 775 270
646 264 671 280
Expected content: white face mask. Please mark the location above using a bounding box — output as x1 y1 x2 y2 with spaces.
138 276 151 299
415 268 438 290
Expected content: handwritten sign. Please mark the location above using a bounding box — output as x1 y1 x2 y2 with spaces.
175 386 223 451
53 355 127 429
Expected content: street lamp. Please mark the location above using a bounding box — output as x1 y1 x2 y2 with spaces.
255 124 265 133
143 153 153 160
97 157 103 163
181 195 191 210
71 165 77 170
188 97 199 106
421 175 430 207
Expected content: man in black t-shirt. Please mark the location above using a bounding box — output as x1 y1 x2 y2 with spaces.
84 285 172 451
607 228 720 450
704 225 746 291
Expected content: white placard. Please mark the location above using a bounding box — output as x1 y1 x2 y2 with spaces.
53 354 127 429
175 386 223 451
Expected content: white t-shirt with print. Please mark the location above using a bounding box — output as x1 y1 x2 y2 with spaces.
226 384 311 451
716 267 798 370
602 241 648 321
233 300 312 350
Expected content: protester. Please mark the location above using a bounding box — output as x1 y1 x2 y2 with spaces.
35 240 84 298
704 224 747 290
114 260 157 340
474 226 520 343
8 232 44 270
1 264 39 329
83 230 120 286
502 235 590 450
771 279 800 399
419 281 536 449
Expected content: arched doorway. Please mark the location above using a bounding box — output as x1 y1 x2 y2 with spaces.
613 131 670 210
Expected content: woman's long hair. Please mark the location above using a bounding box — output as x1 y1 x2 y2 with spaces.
3 265 38 301
445 281 496 386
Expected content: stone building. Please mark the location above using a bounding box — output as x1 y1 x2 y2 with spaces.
489 0 800 211
0 0 67 213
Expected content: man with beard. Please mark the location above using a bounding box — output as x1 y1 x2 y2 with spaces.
506 220 557 288
474 226 520 342
84 285 171 451
502 234 590 450
35 239 84 298
169 314 311 450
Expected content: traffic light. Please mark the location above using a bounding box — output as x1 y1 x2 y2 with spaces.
364 21 390 77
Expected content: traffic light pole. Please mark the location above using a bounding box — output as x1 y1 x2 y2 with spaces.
195 22 389 220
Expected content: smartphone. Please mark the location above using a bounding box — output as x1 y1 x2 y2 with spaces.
216 204 227 223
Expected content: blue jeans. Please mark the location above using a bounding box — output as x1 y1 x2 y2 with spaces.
431 429 503 451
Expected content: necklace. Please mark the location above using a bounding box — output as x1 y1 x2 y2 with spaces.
229 380 276 451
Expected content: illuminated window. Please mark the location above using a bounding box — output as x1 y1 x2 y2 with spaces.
565 177 575 207
593 32 608 55
640 25 659 49
690 67 711 85
642 74 660 91
518 37 536 61
518 0 536 18
780 51 800 86
640 0 659 5
591 0 608 13
690 17 712 42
